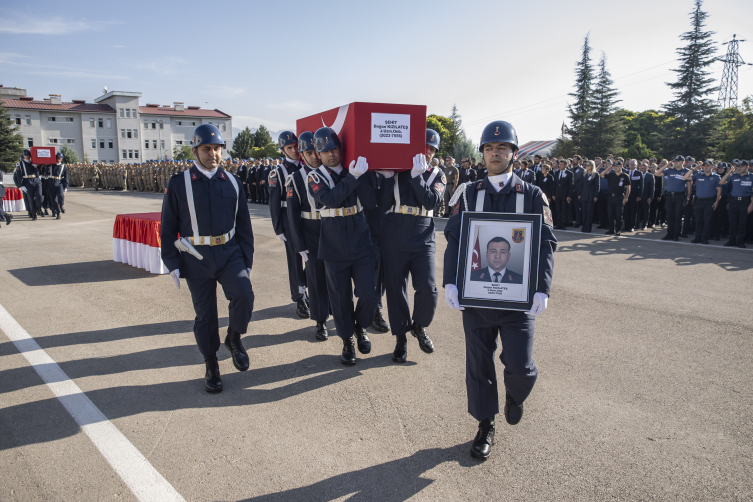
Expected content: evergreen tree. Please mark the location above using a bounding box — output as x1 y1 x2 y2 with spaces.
583 53 623 157
173 145 196 161
59 145 79 164
0 102 24 163
231 127 255 159
663 0 718 157
253 125 273 147
446 104 464 156
427 114 452 159
625 134 653 159
566 34 595 153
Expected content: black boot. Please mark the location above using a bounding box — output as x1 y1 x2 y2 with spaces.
296 297 310 319
504 390 524 425
470 418 495 459
315 321 328 341
204 355 223 393
371 309 390 333
224 327 249 371
355 322 371 354
5 214 11 225
392 334 407 363
43 208 49 216
410 322 434 354
341 336 356 365
56 212 61 220
61 207 65 213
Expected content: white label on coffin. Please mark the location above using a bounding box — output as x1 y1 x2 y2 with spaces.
371 113 410 144
37 150 51 158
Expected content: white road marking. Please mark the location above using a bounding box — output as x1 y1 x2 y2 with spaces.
0 303 185 502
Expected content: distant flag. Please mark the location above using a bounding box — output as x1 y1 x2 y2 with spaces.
471 232 480 271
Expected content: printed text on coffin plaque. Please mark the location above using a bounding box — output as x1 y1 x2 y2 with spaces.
371 113 410 144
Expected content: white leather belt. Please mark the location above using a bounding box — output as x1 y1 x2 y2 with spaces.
388 205 433 217
301 211 321 220
320 202 363 218
23 175 36 178
281 201 287 208
189 227 236 246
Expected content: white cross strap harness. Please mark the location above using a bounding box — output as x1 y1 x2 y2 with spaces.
296 167 321 220
316 166 363 218
388 168 440 217
474 180 525 213
183 168 240 246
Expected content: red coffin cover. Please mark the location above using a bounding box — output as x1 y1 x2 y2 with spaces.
296 102 426 171
31 146 57 165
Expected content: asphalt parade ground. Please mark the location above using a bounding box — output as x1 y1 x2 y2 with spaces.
1 186 752 502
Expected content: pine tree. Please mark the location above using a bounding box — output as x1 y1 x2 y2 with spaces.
566 34 595 153
663 0 718 157
583 53 623 157
0 102 24 163
446 104 465 156
253 125 273 148
231 127 255 158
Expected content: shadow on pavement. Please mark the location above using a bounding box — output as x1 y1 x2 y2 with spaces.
8 260 157 286
235 443 477 502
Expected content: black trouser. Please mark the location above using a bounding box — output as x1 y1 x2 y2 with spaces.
382 248 438 338
638 198 650 228
42 180 51 210
711 195 729 238
185 259 255 357
581 200 595 232
693 197 715 240
555 196 569 228
49 184 64 214
649 196 661 226
462 307 537 421
682 194 695 236
249 183 257 203
324 254 378 340
573 196 582 225
372 243 385 310
301 220 329 323
664 192 685 238
596 191 608 226
728 197 751 244
624 196 638 230
607 194 623 233
23 180 42 216
281 218 306 303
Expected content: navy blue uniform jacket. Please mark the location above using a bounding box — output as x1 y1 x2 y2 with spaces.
160 166 254 279
286 165 318 254
470 266 524 284
443 174 557 296
307 167 377 262
378 169 446 253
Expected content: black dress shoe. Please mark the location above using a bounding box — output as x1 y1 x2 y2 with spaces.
410 322 434 353
31 214 37 221
341 337 356 365
5 214 12 225
723 241 735 247
204 355 223 393
296 298 310 319
605 230 615 235
470 418 495 460
661 234 673 241
712 236 720 241
224 327 249 371
701 238 709 244
739 243 747 248
61 207 65 213
615 231 621 236
371 309 390 333
673 236 679 242
392 334 407 363
679 234 688 238
504 390 523 425
315 321 328 341
691 238 702 243
355 323 371 354
43 209 49 215
596 225 606 229
56 213 61 220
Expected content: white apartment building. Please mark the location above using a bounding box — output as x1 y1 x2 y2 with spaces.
1 86 232 164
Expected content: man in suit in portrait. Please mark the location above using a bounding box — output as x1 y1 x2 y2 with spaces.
470 237 523 284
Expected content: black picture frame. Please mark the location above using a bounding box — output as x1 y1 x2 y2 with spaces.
456 212 542 311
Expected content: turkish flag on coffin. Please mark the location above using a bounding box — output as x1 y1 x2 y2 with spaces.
296 102 427 172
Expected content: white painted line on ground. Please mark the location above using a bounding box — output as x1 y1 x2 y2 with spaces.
0 303 185 502
554 228 753 251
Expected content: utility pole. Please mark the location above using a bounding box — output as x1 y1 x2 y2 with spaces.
717 34 751 109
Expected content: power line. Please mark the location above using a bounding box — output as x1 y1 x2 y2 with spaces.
717 34 751 109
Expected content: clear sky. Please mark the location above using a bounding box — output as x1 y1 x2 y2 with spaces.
1 0 752 146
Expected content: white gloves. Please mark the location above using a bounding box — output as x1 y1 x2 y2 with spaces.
246 268 251 278
348 156 369 178
526 292 549 316
174 237 204 260
411 154 428 178
64 188 67 193
20 186 27 193
444 284 464 310
277 233 287 243
378 170 395 178
300 250 309 262
170 269 180 290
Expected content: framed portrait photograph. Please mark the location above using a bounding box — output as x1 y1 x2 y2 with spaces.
456 212 542 311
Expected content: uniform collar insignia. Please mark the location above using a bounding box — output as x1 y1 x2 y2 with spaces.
191 172 198 180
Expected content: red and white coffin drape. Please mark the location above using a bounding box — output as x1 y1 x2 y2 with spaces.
2 187 26 213
112 212 169 275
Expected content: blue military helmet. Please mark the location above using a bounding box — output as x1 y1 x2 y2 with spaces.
278 130 298 149
426 129 440 150
23 149 31 157
192 124 224 147
298 131 315 152
478 120 518 152
56 152 63 160
314 127 341 153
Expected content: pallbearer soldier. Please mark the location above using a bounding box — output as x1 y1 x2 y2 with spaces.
306 127 378 365
443 120 557 460
377 129 446 363
14 150 43 220
271 131 309 318
48 152 68 219
286 131 330 340
161 124 255 393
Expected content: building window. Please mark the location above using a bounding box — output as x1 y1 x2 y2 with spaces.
122 150 127 159
91 139 96 149
177 121 182 126
25 116 31 126
222 124 226 131
126 129 132 139
152 140 157 149
119 109 124 118
134 151 139 159
144 120 148 129
144 140 149 149
48 116 56 122
15 116 21 125
108 140 113 149
98 118 104 128
121 129 126 138
67 139 75 144
27 138 33 147
106 119 112 128
191 121 196 126
49 138 58 144
125 109 130 118
151 122 156 129
133 130 138 139
175 140 183 145
160 140 165 149
128 150 133 159
132 109 138 118
100 140 105 149
64 117 74 122
159 122 164 129
90 118 95 128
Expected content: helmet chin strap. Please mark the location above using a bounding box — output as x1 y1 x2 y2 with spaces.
497 152 518 174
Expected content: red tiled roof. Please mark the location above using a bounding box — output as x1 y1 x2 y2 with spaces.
138 106 231 118
1 98 116 113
